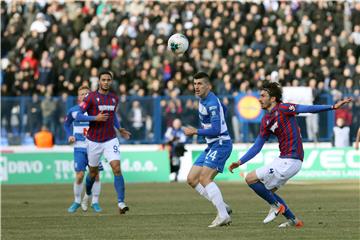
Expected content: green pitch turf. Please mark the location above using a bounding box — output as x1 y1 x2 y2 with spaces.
2 181 359 240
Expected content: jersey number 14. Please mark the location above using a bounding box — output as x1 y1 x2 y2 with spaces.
205 150 218 161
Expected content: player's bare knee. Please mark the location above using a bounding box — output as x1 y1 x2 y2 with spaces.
111 165 121 175
76 172 84 184
88 167 98 179
199 175 211 187
187 175 198 187
90 171 97 179
109 160 121 175
245 172 258 185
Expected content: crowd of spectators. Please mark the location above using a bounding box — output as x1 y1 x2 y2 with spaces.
1 0 359 144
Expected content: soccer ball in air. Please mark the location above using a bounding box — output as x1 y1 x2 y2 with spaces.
167 33 189 55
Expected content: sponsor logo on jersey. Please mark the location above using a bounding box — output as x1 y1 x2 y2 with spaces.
98 105 115 111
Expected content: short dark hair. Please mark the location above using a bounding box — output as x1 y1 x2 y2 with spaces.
261 81 282 102
193 72 210 83
98 71 113 80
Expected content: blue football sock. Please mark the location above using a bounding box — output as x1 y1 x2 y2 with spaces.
274 193 296 220
114 175 125 203
85 174 95 195
248 182 277 205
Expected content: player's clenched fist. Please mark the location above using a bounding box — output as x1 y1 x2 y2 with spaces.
228 161 241 173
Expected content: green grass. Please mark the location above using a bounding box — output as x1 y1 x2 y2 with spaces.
2 181 360 240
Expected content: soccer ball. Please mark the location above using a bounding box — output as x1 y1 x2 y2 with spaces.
167 33 189 55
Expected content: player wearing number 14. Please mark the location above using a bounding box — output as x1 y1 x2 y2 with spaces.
184 72 233 227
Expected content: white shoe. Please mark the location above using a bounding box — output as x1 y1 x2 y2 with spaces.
263 206 277 223
211 215 219 225
263 204 285 224
118 202 129 214
279 218 304 228
81 194 90 211
208 216 231 228
211 203 232 225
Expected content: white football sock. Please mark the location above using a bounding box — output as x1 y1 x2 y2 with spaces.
92 180 101 204
195 183 211 201
205 182 229 219
74 182 83 203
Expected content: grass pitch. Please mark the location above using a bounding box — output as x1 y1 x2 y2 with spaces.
2 180 359 240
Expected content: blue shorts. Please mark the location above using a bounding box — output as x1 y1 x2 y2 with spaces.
74 149 104 172
193 140 232 173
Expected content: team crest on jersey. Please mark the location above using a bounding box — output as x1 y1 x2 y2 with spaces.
96 98 100 102
112 98 115 103
270 121 278 132
289 105 295 111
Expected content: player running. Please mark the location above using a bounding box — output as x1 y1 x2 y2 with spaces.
76 71 131 214
229 81 352 228
64 86 108 213
184 72 233 228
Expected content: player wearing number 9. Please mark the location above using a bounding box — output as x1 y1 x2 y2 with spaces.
183 72 233 228
64 86 106 213
75 71 132 214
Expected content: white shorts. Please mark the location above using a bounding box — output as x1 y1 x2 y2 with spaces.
86 138 121 167
256 157 302 190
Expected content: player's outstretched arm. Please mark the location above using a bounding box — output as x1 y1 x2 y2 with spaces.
229 135 266 173
295 97 353 114
332 97 353 109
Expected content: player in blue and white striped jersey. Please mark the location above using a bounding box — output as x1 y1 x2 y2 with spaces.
64 86 108 213
184 72 233 228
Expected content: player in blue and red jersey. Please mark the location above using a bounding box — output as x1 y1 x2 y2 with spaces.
64 86 108 213
229 81 352 228
76 71 131 214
